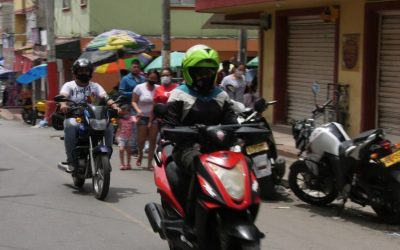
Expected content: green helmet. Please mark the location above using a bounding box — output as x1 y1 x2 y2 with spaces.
182 44 220 86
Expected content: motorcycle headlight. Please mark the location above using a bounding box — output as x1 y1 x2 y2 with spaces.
208 162 245 200
89 119 107 130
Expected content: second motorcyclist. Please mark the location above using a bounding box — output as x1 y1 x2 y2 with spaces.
160 44 237 232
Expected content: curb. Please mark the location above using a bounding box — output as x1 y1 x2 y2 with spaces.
0 108 23 121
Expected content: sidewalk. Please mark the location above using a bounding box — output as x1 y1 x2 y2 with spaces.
0 107 22 121
273 130 298 159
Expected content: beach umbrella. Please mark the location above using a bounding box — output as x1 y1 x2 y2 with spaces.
80 29 154 66
246 56 259 68
16 64 47 84
94 53 152 74
144 51 185 73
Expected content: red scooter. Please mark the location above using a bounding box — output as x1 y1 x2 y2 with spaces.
145 118 266 250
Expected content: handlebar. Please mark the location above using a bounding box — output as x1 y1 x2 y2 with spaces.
311 99 332 117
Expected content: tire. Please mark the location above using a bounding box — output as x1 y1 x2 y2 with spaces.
258 175 277 200
72 176 85 188
238 240 260 250
92 154 111 200
289 160 338 206
371 189 400 224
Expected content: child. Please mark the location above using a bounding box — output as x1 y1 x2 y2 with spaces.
116 104 137 170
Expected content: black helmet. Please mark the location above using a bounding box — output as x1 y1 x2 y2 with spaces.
72 58 93 74
72 58 93 83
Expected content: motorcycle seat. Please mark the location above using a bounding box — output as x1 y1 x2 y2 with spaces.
352 129 382 144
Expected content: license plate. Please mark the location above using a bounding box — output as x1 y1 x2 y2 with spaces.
252 154 272 178
246 142 268 155
380 150 400 167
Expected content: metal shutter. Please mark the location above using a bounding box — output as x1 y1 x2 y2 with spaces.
287 16 336 123
378 14 400 138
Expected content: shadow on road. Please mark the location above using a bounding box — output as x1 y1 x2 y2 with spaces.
0 168 13 172
63 184 142 203
295 202 400 232
106 187 142 203
0 194 35 199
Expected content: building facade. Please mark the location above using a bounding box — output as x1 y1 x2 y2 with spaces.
197 0 400 140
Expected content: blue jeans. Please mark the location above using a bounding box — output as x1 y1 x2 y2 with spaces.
63 118 113 163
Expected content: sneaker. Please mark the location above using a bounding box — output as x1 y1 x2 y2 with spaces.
66 163 75 173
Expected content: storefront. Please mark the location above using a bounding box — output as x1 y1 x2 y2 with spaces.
196 0 400 138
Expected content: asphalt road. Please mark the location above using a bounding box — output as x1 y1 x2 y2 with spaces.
1 119 400 250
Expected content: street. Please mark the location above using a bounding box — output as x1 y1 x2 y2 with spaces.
1 119 400 250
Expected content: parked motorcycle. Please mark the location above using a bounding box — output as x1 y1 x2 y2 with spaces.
54 95 119 200
145 105 266 250
288 88 400 223
236 98 286 199
21 99 47 125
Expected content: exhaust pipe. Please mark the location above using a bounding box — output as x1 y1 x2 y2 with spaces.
145 202 165 238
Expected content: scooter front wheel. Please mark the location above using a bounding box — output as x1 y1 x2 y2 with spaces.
92 154 111 200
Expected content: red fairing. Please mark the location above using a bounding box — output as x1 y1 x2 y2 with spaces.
199 151 255 210
154 152 185 217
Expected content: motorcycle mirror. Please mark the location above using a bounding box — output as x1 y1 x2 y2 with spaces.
54 95 67 102
254 98 267 113
225 84 235 93
311 81 320 96
115 95 128 104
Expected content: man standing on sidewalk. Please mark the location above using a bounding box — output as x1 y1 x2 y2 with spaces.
118 61 145 157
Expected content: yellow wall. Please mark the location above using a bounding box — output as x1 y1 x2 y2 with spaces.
337 0 365 136
260 0 366 136
14 0 35 12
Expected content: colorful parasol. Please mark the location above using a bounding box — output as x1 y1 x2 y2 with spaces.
94 53 152 74
85 29 154 54
144 51 185 73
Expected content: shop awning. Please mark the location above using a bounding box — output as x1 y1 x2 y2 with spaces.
202 13 262 30
55 39 81 59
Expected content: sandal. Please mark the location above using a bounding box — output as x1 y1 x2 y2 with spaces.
136 155 142 167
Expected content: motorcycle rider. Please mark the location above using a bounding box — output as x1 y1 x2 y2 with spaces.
59 58 120 173
160 44 237 233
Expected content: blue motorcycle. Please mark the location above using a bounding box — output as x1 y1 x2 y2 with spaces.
54 95 120 200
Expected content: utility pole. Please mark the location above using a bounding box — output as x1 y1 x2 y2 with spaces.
162 0 170 68
43 0 57 121
238 29 248 64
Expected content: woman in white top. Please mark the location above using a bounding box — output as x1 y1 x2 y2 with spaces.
131 70 160 169
221 63 248 104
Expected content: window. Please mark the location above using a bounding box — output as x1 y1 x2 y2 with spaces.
80 0 87 7
170 0 195 6
62 0 71 10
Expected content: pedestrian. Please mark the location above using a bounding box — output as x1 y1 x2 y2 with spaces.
216 60 231 85
243 85 257 108
131 69 160 170
118 60 145 157
221 63 248 103
153 67 178 104
116 104 137 170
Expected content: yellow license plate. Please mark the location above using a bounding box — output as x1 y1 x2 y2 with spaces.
246 142 269 155
380 150 400 168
